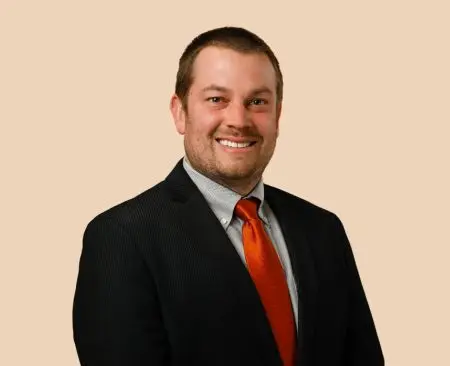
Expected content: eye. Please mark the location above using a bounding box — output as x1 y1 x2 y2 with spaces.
249 98 267 106
207 96 224 103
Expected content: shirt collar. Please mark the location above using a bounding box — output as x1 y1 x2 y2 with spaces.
182 156 270 229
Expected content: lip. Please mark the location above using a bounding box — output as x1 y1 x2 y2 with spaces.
215 137 259 143
215 139 258 152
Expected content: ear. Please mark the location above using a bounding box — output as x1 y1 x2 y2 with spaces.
170 94 186 135
275 101 282 137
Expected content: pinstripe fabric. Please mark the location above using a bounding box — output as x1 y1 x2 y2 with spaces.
73 158 385 366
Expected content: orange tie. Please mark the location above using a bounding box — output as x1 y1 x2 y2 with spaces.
234 198 296 366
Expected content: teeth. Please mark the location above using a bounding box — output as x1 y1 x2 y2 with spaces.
218 139 252 148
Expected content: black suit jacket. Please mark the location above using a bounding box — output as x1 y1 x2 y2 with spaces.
73 158 384 366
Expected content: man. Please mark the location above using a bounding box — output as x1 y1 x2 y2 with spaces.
73 26 384 366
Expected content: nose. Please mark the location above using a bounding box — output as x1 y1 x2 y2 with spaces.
224 101 252 129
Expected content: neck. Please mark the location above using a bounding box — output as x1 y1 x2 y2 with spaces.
211 175 261 197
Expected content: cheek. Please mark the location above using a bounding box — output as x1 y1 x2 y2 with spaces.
253 113 278 136
189 108 222 136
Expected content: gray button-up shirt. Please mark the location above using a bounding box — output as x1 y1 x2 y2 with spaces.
183 156 299 329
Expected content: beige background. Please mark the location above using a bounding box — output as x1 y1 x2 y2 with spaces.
1 1 449 365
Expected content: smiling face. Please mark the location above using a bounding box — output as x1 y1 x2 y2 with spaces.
170 46 282 195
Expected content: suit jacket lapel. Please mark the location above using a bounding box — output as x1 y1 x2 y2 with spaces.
265 185 319 365
164 159 283 365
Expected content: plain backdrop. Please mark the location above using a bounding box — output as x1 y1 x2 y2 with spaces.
1 1 449 365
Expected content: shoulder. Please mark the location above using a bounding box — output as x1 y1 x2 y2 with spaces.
84 180 171 235
264 183 345 229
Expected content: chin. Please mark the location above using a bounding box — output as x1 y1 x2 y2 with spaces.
216 163 258 180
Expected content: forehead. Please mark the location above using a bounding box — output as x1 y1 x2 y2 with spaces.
190 46 277 92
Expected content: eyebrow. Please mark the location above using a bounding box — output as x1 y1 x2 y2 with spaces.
250 87 273 96
201 84 273 96
201 84 230 93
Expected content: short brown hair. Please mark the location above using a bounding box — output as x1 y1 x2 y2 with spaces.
175 26 283 109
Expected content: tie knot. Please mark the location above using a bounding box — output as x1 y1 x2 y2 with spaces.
234 198 260 221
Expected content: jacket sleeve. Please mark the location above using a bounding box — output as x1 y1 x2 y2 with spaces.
333 214 385 366
73 214 170 365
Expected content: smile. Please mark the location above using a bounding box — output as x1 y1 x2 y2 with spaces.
216 139 257 149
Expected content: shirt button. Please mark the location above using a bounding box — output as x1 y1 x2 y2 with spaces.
220 218 228 225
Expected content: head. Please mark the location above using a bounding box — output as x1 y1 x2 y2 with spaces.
170 26 284 195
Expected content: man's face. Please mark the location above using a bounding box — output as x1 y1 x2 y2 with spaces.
171 46 281 191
